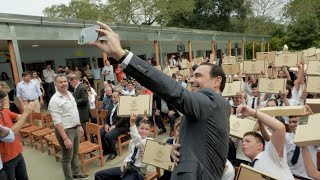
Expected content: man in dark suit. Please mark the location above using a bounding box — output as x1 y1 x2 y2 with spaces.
68 72 90 134
91 22 231 179
99 91 129 160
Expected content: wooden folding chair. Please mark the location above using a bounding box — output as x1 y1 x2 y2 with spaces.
144 167 161 180
19 112 44 147
78 122 104 175
44 133 58 155
32 114 55 152
100 110 108 126
98 101 103 109
116 133 131 157
90 108 100 125
52 140 62 162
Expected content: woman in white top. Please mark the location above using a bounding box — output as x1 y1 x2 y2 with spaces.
31 71 45 96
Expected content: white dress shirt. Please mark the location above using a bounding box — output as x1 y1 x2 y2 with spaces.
109 104 118 125
48 91 81 128
42 68 55 83
222 160 235 180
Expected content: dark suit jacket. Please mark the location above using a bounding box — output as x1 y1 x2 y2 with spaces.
73 83 90 123
104 103 129 134
47 82 56 103
99 88 105 101
123 54 231 179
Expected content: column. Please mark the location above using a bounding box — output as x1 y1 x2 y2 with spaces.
154 40 160 65
211 40 215 62
252 40 255 59
188 41 192 62
228 41 232 56
267 42 270 52
7 40 20 84
242 40 245 61
102 52 107 66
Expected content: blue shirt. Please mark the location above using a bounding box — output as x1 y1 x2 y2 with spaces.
93 68 101 80
16 80 42 100
0 125 15 170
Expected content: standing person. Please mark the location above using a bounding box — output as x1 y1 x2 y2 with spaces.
68 72 90 136
48 74 90 180
0 81 19 114
42 64 55 103
91 22 230 179
0 72 14 92
85 64 94 86
92 63 102 97
115 64 125 83
0 90 35 180
101 60 115 85
74 66 82 78
16 71 43 113
64 66 71 75
31 71 45 97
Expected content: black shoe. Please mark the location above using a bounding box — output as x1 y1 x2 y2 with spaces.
107 153 117 160
103 151 108 156
169 131 174 137
73 174 91 180
157 128 167 135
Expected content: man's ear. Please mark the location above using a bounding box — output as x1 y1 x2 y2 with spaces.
213 76 222 90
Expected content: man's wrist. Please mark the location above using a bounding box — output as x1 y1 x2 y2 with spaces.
114 49 127 61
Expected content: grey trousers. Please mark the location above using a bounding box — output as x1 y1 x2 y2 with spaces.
55 127 81 180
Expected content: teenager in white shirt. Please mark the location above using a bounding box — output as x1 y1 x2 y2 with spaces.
237 104 294 180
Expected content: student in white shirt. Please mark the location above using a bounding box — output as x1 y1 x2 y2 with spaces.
237 104 295 180
222 159 235 180
286 116 318 179
94 113 153 180
301 146 320 180
122 81 135 96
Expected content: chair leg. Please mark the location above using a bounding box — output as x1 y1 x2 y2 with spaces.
40 138 44 153
46 141 51 155
54 146 59 162
117 140 122 157
29 133 33 148
80 155 86 175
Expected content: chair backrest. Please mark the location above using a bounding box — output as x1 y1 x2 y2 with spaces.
30 112 44 127
85 122 101 144
98 101 103 109
100 110 108 125
90 109 99 118
45 114 54 129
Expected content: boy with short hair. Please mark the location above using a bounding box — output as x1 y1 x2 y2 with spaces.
95 113 153 180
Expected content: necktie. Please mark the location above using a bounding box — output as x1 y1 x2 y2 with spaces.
130 147 139 164
249 159 258 167
251 98 256 109
279 101 284 106
291 146 300 165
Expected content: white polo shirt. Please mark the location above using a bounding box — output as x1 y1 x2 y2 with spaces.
222 159 235 180
48 91 81 129
253 142 294 180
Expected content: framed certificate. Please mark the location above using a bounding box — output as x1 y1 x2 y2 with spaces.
294 114 320 146
163 66 172 76
193 57 203 65
303 47 316 57
274 53 299 67
258 78 287 94
256 52 276 64
307 76 320 93
306 61 320 75
229 115 258 139
142 139 175 171
117 95 153 117
170 67 179 74
222 63 241 75
180 59 188 69
317 54 320 60
235 164 277 180
222 80 242 97
180 69 189 77
243 60 266 74
223 56 236 64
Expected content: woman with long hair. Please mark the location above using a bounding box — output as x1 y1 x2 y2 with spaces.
85 64 94 86
0 81 20 113
31 71 45 96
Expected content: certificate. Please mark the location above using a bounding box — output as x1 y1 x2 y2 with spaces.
180 59 188 69
170 67 179 74
274 53 299 67
243 60 266 74
117 95 153 117
222 81 242 97
193 57 203 65
142 140 175 171
163 66 172 76
303 47 316 57
294 114 320 146
256 52 276 64
223 56 236 64
180 69 189 77
229 115 258 139
306 61 320 75
235 164 278 180
258 78 287 94
307 76 320 93
222 63 241 75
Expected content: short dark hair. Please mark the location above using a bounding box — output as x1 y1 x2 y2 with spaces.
267 98 278 106
138 119 151 128
0 90 7 99
251 82 258 89
243 131 265 150
199 62 226 92
289 115 298 119
22 71 30 77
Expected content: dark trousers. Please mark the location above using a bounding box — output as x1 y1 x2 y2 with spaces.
168 115 176 132
99 127 121 154
3 153 28 180
0 168 7 180
95 167 143 180
155 115 166 131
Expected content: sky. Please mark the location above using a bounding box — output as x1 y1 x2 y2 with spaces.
0 0 71 16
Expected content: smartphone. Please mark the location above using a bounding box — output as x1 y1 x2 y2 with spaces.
78 25 100 45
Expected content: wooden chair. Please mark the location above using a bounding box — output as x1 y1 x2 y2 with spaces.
19 112 44 147
52 140 62 162
150 116 157 138
44 133 58 155
144 167 161 180
100 110 108 126
116 133 131 157
90 108 100 125
78 122 104 175
98 101 103 109
32 114 55 152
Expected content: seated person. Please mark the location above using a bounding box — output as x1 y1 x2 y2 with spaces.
95 113 153 180
101 86 113 110
238 104 294 179
122 81 135 96
99 91 129 160
99 81 110 100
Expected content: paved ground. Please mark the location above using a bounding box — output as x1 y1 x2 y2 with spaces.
23 125 170 180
